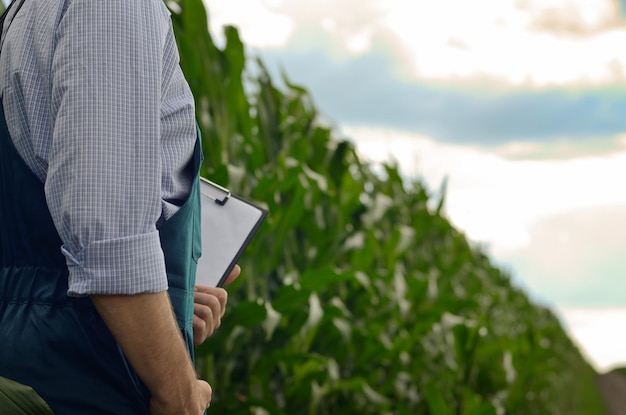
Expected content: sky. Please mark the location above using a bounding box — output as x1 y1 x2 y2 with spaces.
204 0 626 372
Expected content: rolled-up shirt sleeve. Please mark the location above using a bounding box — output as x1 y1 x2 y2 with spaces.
47 0 171 296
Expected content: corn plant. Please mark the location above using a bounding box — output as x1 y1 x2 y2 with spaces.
167 1 606 414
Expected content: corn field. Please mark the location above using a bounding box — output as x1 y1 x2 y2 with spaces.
168 1 606 414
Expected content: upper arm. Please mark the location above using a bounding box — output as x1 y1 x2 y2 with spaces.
46 0 173 295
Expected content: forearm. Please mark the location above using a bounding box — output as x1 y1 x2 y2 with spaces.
90 291 198 407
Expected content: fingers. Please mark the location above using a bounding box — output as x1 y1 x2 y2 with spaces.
195 380 212 414
192 264 239 346
149 379 212 414
192 305 218 345
222 264 241 286
192 288 228 345
194 287 228 317
193 313 211 346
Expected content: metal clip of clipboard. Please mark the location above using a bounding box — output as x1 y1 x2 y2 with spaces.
199 177 231 206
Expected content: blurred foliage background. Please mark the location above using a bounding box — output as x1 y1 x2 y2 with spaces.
168 0 606 413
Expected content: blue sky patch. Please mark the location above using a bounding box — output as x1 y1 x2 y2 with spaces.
257 48 626 146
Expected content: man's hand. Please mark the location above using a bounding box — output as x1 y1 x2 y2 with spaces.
193 265 240 345
150 379 212 415
91 292 208 415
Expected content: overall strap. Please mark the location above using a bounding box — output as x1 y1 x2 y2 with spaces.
0 0 27 57
0 0 65 271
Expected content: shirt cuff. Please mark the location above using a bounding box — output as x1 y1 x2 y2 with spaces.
62 230 168 296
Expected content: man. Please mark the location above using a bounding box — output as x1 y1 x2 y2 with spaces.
0 0 233 413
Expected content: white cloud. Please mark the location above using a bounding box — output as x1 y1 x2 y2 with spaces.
518 0 619 34
205 0 626 87
501 205 626 275
381 0 626 87
204 0 294 48
559 307 626 372
496 204 626 310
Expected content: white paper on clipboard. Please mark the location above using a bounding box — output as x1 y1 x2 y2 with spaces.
195 177 268 287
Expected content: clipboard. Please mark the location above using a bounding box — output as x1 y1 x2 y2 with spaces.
195 177 268 287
